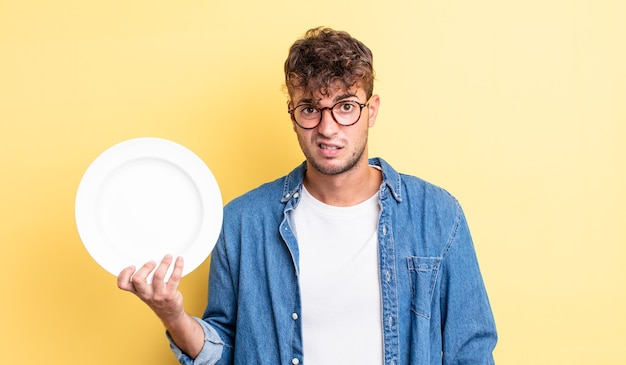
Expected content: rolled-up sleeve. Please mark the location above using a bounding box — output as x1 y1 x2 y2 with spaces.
167 317 224 365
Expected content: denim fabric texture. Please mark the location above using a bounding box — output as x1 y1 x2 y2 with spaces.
169 157 497 365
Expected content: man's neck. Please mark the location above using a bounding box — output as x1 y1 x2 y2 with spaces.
303 162 382 207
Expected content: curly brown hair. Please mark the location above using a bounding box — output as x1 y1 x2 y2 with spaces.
284 27 375 100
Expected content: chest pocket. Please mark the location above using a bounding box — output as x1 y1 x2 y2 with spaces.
407 256 442 319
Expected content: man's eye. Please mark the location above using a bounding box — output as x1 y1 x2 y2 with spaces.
337 102 355 112
301 106 318 115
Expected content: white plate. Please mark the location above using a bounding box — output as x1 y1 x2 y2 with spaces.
75 137 222 282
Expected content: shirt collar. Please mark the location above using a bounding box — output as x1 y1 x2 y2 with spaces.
281 157 402 204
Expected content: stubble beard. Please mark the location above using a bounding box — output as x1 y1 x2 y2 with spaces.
304 135 368 176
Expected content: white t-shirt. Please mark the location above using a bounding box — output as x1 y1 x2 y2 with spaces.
292 185 383 365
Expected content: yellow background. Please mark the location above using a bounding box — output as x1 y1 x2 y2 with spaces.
1 0 624 364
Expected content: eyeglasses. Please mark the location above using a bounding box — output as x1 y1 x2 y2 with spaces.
288 97 371 130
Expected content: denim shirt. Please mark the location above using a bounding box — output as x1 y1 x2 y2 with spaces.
169 157 497 365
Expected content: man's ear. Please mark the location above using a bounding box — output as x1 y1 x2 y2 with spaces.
367 94 380 127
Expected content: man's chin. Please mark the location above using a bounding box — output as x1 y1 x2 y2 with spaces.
308 158 357 176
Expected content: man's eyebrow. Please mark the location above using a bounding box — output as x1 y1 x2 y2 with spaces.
296 98 315 105
333 92 358 103
295 93 358 106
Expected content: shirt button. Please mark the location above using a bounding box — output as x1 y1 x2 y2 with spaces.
285 193 291 199
292 358 300 365
385 271 391 282
292 313 298 320
293 192 299 198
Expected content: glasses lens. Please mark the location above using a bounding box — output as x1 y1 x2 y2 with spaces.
294 106 320 128
332 101 361 126
292 101 363 128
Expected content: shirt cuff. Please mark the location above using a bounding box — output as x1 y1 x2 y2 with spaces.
166 316 224 365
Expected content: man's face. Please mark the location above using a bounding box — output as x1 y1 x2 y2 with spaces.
289 84 379 176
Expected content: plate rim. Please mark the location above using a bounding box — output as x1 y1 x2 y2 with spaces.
75 137 223 279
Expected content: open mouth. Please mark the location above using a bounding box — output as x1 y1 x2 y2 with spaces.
319 143 341 150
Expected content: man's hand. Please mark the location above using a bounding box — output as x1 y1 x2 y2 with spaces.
117 254 185 326
117 255 205 358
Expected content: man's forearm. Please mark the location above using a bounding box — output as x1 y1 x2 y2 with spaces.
164 313 205 359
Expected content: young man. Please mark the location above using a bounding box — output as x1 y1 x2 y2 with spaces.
118 27 497 365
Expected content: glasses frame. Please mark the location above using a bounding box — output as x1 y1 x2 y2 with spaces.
288 97 371 130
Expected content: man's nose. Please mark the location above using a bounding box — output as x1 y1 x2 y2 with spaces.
316 108 339 134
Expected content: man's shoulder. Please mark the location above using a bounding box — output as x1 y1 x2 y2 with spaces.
225 175 286 211
400 173 452 196
373 157 458 208
225 162 306 212
402 173 459 208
